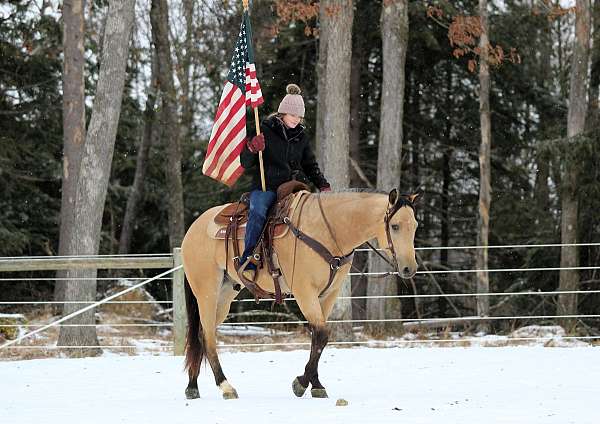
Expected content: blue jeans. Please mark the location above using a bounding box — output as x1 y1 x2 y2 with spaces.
241 190 277 270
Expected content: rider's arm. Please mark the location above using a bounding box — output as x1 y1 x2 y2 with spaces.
301 141 330 190
240 127 259 169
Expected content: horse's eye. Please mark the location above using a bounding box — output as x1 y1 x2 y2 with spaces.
391 224 400 231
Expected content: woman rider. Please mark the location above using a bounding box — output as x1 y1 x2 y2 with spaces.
238 83 331 282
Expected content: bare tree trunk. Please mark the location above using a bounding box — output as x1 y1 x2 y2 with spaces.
440 61 453 318
349 9 364 188
55 0 86 306
318 0 354 342
315 2 329 165
476 0 491 333
558 0 591 331
119 55 158 254
180 0 195 143
151 0 185 250
349 2 368 320
587 0 600 126
58 0 136 355
366 0 408 336
534 16 552 213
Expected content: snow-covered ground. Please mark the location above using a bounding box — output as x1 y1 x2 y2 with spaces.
1 346 597 424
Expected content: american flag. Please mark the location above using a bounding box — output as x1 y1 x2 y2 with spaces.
202 10 264 187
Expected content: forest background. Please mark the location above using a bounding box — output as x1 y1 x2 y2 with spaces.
1 0 599 347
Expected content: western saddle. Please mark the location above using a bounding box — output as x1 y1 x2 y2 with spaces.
214 181 310 304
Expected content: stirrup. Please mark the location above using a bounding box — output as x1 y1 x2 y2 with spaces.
237 257 257 284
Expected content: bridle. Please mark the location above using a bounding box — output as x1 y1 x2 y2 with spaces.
364 195 416 278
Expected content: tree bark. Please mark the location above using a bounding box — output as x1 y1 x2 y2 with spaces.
151 0 185 250
534 10 553 213
318 0 354 342
55 0 86 306
558 0 591 331
349 1 368 320
181 0 195 143
440 61 453 318
349 3 365 188
315 1 330 165
476 0 491 332
587 0 600 126
118 54 158 254
57 0 136 355
366 0 408 336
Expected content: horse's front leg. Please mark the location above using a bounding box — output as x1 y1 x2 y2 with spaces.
293 273 350 398
292 291 330 398
293 324 330 398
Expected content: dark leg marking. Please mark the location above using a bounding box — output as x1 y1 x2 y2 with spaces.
185 374 200 399
293 325 329 398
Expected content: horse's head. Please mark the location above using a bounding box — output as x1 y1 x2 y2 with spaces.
375 188 422 279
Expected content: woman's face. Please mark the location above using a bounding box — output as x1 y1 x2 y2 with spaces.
282 113 302 129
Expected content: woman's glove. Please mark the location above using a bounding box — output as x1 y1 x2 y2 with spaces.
247 134 265 153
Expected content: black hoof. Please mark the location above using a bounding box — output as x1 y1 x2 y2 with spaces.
292 377 308 397
311 387 328 398
185 387 200 399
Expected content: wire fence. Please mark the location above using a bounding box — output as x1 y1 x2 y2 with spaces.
1 242 599 353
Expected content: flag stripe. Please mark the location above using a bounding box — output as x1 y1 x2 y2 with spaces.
205 83 241 156
245 63 263 108
202 11 264 186
203 87 245 174
212 82 236 126
216 136 247 182
203 110 246 178
206 118 246 179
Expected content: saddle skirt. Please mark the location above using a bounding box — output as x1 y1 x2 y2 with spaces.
206 189 310 240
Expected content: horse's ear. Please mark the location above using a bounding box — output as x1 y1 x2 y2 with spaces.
409 188 424 204
388 188 399 206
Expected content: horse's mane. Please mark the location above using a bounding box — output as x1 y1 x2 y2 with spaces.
318 188 415 198
317 188 387 195
316 188 415 210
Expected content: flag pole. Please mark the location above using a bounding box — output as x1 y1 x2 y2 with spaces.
243 0 266 192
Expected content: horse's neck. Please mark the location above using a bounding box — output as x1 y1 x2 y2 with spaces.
301 192 388 253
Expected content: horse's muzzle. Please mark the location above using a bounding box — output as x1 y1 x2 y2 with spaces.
400 266 417 279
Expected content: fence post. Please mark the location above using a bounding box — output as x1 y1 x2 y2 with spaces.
172 247 187 356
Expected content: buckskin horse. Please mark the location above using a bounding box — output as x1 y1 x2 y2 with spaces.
181 188 421 400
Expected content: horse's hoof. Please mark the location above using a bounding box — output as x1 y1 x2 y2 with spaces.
292 377 308 397
222 390 239 400
311 387 328 398
185 387 200 399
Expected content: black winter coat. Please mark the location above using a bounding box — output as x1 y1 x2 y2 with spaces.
240 116 330 192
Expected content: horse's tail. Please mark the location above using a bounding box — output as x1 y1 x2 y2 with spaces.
184 278 204 377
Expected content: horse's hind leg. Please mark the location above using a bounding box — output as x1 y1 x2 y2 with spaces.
184 259 239 400
292 291 330 398
198 277 240 400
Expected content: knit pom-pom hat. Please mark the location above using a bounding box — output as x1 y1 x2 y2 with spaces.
277 83 305 117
